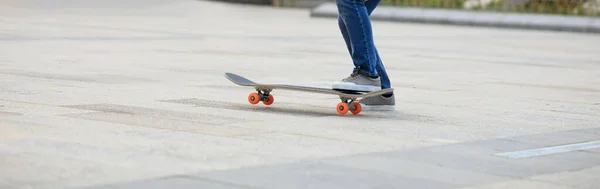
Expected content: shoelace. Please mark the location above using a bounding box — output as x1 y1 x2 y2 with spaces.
342 72 361 82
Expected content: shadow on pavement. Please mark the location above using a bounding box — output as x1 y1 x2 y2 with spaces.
160 98 434 122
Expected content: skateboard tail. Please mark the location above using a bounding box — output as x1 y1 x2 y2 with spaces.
224 72 257 86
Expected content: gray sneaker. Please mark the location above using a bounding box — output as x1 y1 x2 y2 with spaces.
332 72 381 92
358 94 395 111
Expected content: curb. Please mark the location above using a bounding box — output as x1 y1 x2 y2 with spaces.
310 3 600 34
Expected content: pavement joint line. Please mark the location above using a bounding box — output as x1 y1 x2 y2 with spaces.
495 141 600 159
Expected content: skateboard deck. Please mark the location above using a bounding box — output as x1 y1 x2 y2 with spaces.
224 72 394 115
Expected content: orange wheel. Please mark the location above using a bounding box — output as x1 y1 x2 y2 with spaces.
350 102 362 115
263 94 274 105
248 92 260 104
336 102 349 115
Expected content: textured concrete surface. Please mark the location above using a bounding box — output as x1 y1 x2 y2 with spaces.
311 3 600 34
1 0 600 189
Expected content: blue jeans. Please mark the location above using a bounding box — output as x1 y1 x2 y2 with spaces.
336 0 391 90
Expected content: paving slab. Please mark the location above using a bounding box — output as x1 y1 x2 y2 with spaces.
457 179 577 189
85 176 254 189
528 166 600 189
192 162 457 189
1 0 600 189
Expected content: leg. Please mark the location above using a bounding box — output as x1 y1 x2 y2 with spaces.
336 0 378 77
333 0 381 92
364 2 391 92
339 0 395 110
374 49 391 91
338 0 380 56
363 0 391 92
338 16 352 56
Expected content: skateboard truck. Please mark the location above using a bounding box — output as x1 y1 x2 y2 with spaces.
248 87 274 105
338 97 361 115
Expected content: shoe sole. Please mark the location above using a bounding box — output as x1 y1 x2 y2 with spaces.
332 82 380 92
359 104 395 111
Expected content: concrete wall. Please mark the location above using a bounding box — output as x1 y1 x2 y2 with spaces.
273 0 333 8
209 0 272 5
209 0 332 8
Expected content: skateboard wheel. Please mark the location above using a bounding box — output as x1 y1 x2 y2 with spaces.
248 92 260 104
263 94 274 105
350 101 361 115
336 102 349 114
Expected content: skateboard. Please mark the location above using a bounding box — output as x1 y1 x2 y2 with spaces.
224 72 394 115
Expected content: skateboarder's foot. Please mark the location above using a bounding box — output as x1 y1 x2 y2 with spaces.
332 72 381 92
358 93 395 111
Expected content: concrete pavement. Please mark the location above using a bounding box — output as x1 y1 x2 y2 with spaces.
1 0 600 188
